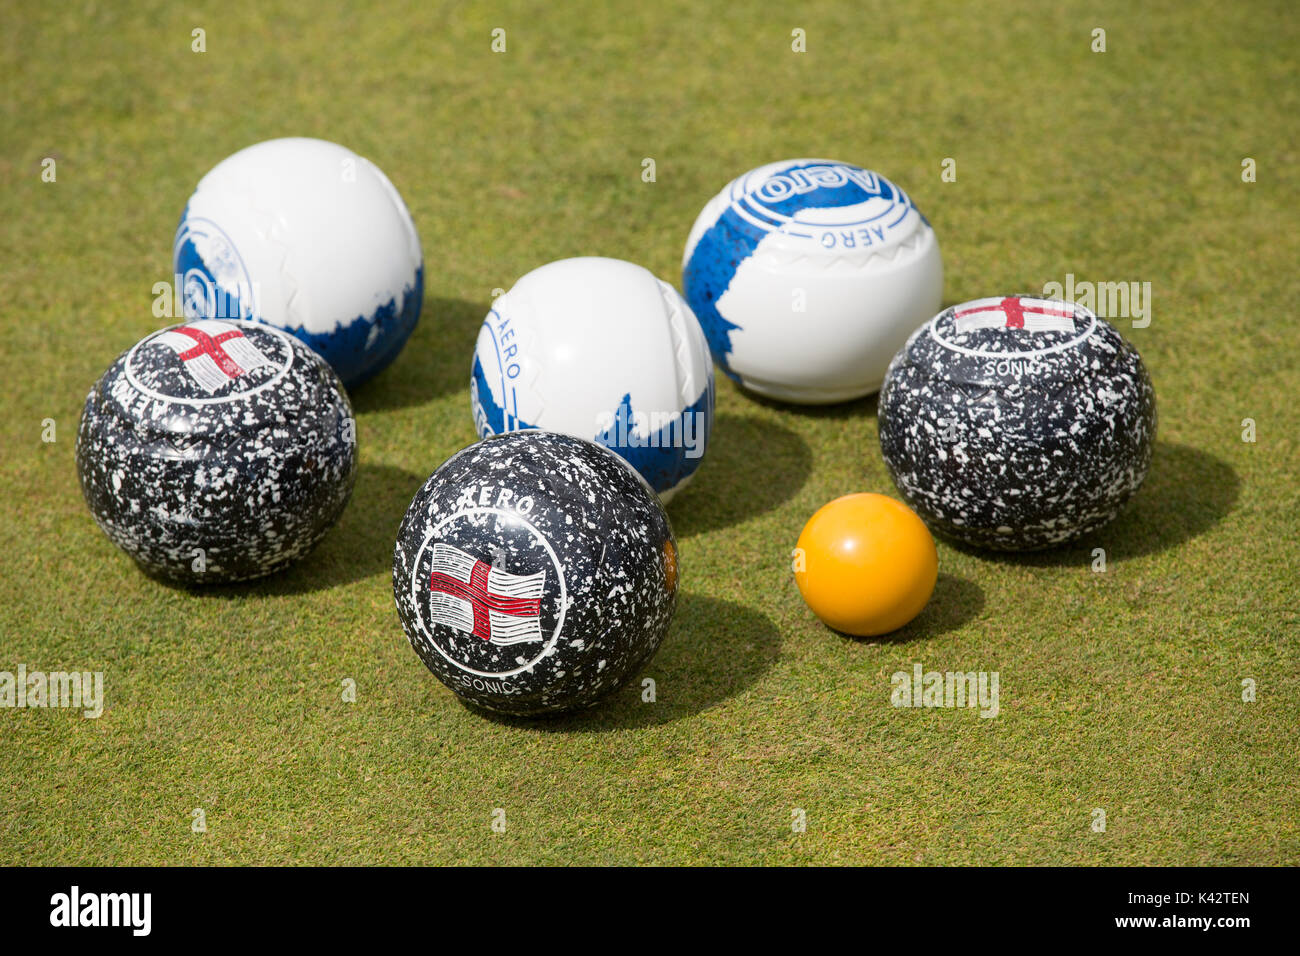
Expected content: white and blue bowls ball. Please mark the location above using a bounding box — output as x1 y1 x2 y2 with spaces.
174 137 424 388
470 257 714 503
683 158 942 404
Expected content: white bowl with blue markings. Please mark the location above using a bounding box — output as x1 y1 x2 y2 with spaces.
682 159 942 404
470 257 714 503
174 137 423 389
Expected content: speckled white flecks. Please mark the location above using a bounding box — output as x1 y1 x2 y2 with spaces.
76 320 357 582
878 296 1157 551
392 431 677 716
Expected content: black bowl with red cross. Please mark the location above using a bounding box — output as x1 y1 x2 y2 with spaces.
878 295 1156 551
76 319 357 582
393 431 678 716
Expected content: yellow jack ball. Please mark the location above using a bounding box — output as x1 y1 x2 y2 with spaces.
794 493 938 637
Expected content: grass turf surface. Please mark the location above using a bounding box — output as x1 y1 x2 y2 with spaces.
1 0 1297 865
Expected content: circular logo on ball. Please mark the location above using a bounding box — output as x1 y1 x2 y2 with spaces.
728 160 918 249
123 320 295 406
928 296 1098 358
409 507 568 678
174 216 257 322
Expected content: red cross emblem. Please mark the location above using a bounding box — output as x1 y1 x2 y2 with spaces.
173 326 248 378
427 543 545 646
953 296 1077 334
152 321 273 392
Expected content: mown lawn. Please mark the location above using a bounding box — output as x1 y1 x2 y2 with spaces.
1 0 1296 864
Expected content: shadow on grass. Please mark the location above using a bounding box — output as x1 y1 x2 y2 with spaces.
472 593 781 731
828 572 985 645
348 296 485 414
154 462 425 598
943 441 1240 568
739 387 879 423
670 413 812 537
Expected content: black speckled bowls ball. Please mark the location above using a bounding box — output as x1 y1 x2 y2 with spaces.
76 319 357 583
393 431 678 716
878 295 1156 550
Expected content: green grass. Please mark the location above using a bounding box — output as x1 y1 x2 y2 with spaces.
2 0 1297 865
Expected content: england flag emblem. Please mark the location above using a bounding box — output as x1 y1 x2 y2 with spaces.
427 543 546 646
151 320 274 392
953 296 1077 334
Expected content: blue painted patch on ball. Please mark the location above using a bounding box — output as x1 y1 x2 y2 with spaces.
288 267 423 388
683 161 902 373
471 356 713 497
471 353 536 436
595 385 713 494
